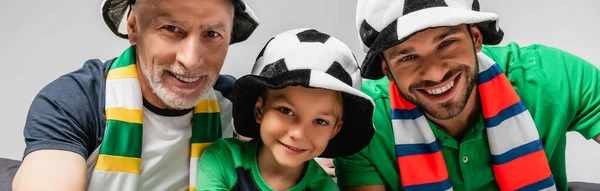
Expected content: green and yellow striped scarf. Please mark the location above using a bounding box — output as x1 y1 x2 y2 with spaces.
88 46 221 191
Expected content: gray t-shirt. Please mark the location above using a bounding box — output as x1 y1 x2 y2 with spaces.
23 58 235 159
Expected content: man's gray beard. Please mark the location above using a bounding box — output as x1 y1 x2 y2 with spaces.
140 63 217 109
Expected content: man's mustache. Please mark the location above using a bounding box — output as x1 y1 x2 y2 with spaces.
409 65 469 90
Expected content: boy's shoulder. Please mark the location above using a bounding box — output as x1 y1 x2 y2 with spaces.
304 159 340 191
207 138 252 154
205 138 260 164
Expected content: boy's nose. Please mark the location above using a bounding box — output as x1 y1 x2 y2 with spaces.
288 123 308 141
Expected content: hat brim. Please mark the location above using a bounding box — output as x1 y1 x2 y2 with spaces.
361 7 504 79
233 69 375 158
101 0 259 44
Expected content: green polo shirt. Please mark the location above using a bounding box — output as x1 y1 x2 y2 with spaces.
335 42 600 191
197 138 339 191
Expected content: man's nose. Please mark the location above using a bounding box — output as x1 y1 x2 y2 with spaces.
175 36 204 69
419 55 449 82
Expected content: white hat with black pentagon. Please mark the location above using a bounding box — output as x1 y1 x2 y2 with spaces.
100 0 259 44
233 28 376 158
357 0 504 79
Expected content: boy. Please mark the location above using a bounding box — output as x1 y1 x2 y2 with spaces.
196 28 375 190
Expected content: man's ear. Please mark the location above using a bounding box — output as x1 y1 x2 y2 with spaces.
127 9 138 45
329 120 343 140
468 24 483 52
380 55 394 82
254 97 264 124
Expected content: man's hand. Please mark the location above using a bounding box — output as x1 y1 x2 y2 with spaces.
594 134 600 144
316 158 336 177
13 150 87 191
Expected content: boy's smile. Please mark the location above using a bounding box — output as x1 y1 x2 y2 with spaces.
278 140 309 154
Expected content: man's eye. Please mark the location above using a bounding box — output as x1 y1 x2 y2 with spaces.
440 40 456 48
206 31 221 38
163 25 185 36
277 107 293 116
399 55 417 62
164 25 178 32
314 119 329 126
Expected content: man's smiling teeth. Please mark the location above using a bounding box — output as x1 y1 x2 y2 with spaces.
171 72 200 83
425 81 454 95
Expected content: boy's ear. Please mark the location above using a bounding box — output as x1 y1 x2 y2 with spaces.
254 97 264 124
329 120 343 140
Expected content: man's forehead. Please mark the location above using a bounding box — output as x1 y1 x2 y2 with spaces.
140 0 234 27
383 25 467 57
410 25 465 42
395 26 465 47
139 0 233 16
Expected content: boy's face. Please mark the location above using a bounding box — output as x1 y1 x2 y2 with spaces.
254 86 343 168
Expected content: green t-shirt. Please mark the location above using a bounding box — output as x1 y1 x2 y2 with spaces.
197 138 339 191
335 42 600 191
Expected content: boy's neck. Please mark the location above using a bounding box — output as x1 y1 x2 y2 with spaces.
257 143 307 190
426 86 481 139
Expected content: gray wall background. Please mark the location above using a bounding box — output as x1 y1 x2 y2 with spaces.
0 0 598 183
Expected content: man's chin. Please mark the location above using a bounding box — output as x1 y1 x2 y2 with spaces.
157 89 207 109
420 100 466 120
423 108 462 120
162 98 202 110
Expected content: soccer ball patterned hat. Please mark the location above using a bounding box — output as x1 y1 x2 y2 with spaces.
233 28 376 158
101 0 259 44
357 0 504 79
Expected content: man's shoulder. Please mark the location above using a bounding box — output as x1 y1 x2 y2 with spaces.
24 58 114 158
482 43 586 135
482 42 572 72
38 58 112 111
213 74 236 101
481 42 576 102
361 77 390 101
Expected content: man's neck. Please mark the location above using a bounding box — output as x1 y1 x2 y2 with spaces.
426 87 481 139
257 144 306 190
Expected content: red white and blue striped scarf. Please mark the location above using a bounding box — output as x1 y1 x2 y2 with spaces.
390 53 556 191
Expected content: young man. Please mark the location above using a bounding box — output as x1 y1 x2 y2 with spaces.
12 0 258 190
335 0 600 190
197 28 375 190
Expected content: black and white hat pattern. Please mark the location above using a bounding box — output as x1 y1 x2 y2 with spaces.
101 0 259 44
357 0 504 79
233 28 375 158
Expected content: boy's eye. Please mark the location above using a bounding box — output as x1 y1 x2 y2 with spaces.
315 119 329 126
277 107 293 116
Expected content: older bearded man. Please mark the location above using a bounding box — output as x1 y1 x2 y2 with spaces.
13 0 258 190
